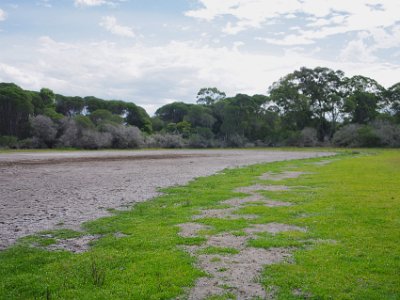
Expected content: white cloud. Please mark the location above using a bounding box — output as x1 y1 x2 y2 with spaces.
369 25 400 49
186 0 400 45
99 16 135 38
340 39 377 63
36 0 52 8
0 8 7 21
74 0 123 7
74 0 106 7
257 35 315 46
0 36 399 115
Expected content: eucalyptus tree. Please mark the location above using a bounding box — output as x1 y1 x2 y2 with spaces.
387 82 400 123
212 94 271 143
196 87 226 106
269 74 313 132
343 75 385 124
269 67 346 140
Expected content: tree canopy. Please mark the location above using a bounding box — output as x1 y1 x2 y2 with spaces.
1 66 399 149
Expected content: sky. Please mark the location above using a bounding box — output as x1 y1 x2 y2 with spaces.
0 0 399 114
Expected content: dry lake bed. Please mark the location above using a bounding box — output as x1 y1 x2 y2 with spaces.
0 149 333 249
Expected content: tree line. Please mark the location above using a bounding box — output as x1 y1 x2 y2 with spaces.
1 66 399 149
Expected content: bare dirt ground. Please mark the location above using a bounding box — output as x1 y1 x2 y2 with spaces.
178 171 308 299
0 149 333 249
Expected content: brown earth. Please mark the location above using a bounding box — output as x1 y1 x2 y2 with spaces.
0 149 333 249
178 170 311 299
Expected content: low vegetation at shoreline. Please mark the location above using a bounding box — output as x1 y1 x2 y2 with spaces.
1 67 400 150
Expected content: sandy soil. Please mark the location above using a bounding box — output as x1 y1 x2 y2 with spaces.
0 149 332 249
178 170 310 299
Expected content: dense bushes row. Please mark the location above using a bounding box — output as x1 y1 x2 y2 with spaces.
1 119 399 149
332 121 400 147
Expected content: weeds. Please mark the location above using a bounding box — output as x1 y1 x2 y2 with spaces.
90 259 105 287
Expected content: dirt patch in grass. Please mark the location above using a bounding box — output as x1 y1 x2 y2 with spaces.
192 207 259 220
46 235 100 253
188 247 292 300
259 171 309 181
177 223 212 238
245 223 306 235
222 194 292 208
178 174 307 299
235 184 290 194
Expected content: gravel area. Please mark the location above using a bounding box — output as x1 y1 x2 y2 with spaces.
0 149 333 249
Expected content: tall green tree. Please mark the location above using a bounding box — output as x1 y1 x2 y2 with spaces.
184 105 215 129
56 95 85 116
0 83 33 138
269 67 346 140
125 103 153 133
387 82 400 123
39 88 55 107
343 76 385 124
269 74 313 132
196 87 226 106
155 102 192 124
213 94 271 142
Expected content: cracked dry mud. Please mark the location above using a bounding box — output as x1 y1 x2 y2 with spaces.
0 149 333 249
178 170 309 300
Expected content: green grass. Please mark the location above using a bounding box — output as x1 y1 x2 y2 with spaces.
259 150 400 299
0 150 399 299
197 247 240 255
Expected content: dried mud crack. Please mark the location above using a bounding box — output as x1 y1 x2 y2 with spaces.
177 170 309 300
0 150 333 249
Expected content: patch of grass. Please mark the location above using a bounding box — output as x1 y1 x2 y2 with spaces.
39 229 84 240
198 247 240 255
196 218 251 234
261 150 400 299
210 257 222 263
18 235 57 247
231 231 247 236
206 292 236 300
248 231 310 249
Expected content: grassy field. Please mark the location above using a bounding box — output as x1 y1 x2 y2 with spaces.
0 150 399 299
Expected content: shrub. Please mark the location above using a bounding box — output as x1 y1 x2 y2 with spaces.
283 128 318 147
371 121 400 147
299 127 318 147
188 134 215 148
57 118 79 148
18 138 35 149
332 122 400 148
77 129 112 149
30 115 57 148
332 124 362 147
225 133 247 147
103 124 143 148
145 133 185 148
357 126 381 147
0 136 18 148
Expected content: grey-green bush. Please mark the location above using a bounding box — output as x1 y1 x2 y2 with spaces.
30 115 57 148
